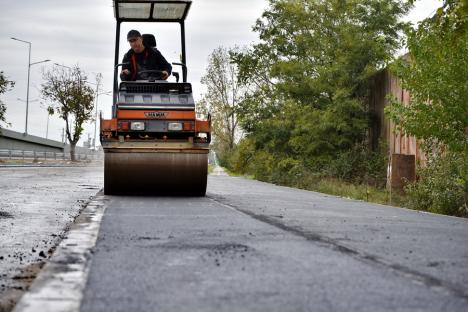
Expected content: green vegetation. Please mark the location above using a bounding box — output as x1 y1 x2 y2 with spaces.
0 71 15 129
201 0 410 185
404 151 467 216
304 178 407 207
386 0 467 217
201 0 467 216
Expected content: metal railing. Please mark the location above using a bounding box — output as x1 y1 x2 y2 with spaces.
0 149 102 161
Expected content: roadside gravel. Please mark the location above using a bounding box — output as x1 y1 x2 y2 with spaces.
0 164 103 312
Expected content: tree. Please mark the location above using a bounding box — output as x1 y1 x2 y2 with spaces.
41 66 95 161
200 47 246 164
231 0 411 182
387 0 467 153
0 71 15 130
386 0 467 216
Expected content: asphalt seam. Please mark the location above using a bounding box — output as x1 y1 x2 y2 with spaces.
207 194 468 300
11 191 108 312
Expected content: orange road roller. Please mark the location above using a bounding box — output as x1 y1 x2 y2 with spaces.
101 0 210 195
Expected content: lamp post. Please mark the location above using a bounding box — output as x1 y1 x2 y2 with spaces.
54 63 72 70
46 112 50 139
80 73 110 151
11 37 50 134
92 90 111 150
17 98 38 103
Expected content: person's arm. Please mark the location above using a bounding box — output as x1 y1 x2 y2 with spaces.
153 49 172 79
120 52 132 81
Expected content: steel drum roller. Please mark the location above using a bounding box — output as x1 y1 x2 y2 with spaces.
104 149 208 195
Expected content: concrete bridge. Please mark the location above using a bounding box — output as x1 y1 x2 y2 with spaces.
0 128 99 157
0 128 64 152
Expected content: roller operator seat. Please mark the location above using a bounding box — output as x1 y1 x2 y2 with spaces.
143 34 157 49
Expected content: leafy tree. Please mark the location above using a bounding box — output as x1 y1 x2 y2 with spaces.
200 47 246 164
231 0 411 182
41 66 95 161
386 0 467 216
231 44 281 134
0 71 15 130
387 0 467 153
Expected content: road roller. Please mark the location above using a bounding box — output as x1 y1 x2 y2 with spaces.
100 0 211 195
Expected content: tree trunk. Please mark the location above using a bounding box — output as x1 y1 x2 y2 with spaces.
70 143 76 162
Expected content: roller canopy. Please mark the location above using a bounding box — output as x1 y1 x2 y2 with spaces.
113 0 192 22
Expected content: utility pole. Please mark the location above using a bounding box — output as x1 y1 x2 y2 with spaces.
46 113 50 139
11 37 50 134
93 75 101 150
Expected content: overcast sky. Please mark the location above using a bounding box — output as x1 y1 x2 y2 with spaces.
0 0 441 145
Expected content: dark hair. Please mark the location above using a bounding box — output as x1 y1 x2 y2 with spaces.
127 30 141 39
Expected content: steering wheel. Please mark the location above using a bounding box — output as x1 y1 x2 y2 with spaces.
138 70 165 81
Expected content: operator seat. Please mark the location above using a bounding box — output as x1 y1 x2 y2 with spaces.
143 34 157 49
142 33 174 82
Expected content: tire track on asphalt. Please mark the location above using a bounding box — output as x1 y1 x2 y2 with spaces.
207 194 468 301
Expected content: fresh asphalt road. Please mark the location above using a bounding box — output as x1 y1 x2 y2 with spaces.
80 175 468 312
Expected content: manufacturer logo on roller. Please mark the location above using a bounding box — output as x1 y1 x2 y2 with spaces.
145 112 168 118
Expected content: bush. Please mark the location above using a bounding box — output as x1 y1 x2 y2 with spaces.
326 142 388 187
405 151 467 217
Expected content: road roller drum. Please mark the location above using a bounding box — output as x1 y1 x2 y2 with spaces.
104 149 208 195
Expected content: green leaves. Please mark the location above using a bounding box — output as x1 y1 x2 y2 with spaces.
387 0 468 153
228 0 410 183
385 0 468 215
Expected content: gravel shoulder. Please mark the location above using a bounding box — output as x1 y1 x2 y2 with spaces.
0 164 103 311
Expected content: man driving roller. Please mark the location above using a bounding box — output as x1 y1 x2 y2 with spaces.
120 30 172 81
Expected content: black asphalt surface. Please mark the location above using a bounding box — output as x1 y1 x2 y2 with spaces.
80 175 468 312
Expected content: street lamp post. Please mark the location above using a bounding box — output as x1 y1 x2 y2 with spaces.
92 89 111 150
81 74 110 151
46 112 50 139
11 37 50 134
54 63 72 70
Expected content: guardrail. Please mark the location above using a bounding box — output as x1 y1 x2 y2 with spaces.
0 149 102 161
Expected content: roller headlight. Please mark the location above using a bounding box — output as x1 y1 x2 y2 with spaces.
168 122 183 131
130 121 145 131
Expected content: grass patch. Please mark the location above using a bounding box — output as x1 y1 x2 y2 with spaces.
307 177 407 207
222 167 254 179
230 170 408 208
208 164 214 174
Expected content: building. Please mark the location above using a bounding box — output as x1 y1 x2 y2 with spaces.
369 68 425 191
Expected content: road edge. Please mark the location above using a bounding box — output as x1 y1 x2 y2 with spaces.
11 191 108 312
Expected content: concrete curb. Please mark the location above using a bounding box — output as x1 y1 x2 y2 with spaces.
12 192 108 312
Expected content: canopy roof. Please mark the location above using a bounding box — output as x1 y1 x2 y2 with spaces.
113 0 192 22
